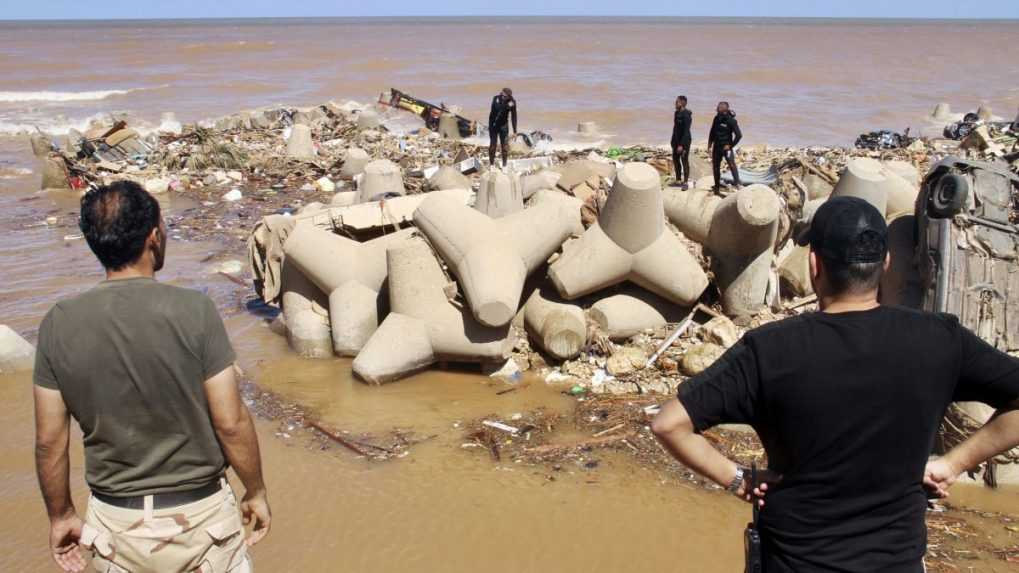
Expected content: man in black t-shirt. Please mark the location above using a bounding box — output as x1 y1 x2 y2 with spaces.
671 95 692 189
651 196 1019 572
488 87 518 168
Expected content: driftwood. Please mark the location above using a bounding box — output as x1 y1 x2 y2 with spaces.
523 432 637 456
306 421 395 457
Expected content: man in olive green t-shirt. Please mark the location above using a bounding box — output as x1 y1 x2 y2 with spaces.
33 180 270 573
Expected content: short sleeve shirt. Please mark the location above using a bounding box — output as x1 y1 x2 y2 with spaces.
34 277 236 496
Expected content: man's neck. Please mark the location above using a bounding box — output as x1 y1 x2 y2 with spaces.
818 291 880 314
105 264 155 281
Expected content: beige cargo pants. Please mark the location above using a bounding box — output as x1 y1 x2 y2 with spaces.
81 480 252 573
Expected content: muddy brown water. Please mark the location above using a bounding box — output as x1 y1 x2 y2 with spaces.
2 138 1018 572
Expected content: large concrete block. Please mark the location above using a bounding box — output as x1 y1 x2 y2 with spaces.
280 260 332 359
0 325 35 374
357 159 406 203
590 290 685 341
414 190 581 328
438 113 461 140
550 162 709 306
523 288 586 360
832 158 918 221
283 226 415 356
357 110 382 130
340 147 370 178
878 214 922 309
427 165 471 191
40 156 70 191
286 124 316 160
475 170 523 218
352 238 513 384
665 184 781 317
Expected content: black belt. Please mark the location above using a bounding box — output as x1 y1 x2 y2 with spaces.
92 480 223 510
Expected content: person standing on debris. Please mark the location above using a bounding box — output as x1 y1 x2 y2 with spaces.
707 101 742 191
671 95 693 189
651 196 1019 572
33 180 270 573
488 87 517 168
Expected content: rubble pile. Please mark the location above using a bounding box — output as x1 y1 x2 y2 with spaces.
24 95 1019 408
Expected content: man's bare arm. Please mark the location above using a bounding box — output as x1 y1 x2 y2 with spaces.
652 398 778 501
35 386 74 519
204 365 271 545
926 400 1019 496
34 385 86 572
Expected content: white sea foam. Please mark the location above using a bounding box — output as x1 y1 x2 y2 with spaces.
0 86 166 103
0 112 114 136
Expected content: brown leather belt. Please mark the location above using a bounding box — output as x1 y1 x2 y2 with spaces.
92 480 222 510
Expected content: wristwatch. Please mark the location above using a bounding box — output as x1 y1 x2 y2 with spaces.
727 466 747 494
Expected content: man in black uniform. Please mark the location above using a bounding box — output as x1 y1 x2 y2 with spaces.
707 101 742 191
671 95 692 189
652 196 1019 572
488 87 517 168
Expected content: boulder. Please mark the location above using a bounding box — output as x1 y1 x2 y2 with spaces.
680 343 725 376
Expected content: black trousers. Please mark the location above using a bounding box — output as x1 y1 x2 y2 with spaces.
712 144 741 188
489 124 509 166
672 140 691 183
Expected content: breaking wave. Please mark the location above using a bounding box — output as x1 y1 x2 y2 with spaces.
0 86 163 103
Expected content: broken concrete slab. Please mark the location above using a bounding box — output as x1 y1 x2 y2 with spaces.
283 225 416 356
590 290 685 341
0 325 35 374
286 124 316 160
352 237 513 384
330 191 358 207
475 170 523 218
550 162 709 306
555 159 616 191
414 190 582 327
523 287 587 361
520 170 562 199
357 159 406 202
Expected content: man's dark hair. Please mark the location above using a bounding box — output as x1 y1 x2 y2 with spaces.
677 95 687 104
502 87 513 97
820 256 884 295
79 180 161 270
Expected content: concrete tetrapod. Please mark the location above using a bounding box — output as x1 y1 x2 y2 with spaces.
340 147 370 178
438 113 461 140
0 325 35 374
286 124 316 160
283 225 415 356
475 170 524 218
352 238 513 384
590 290 685 341
427 165 471 191
549 162 709 307
414 192 582 328
357 159 406 203
522 288 587 360
664 184 781 317
830 157 919 220
280 260 332 359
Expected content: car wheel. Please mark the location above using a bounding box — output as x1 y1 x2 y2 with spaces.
928 173 969 218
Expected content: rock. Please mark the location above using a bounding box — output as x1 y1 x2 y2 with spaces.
701 315 740 348
226 170 243 182
438 113 461 140
0 325 35 374
144 178 170 195
222 189 243 202
606 346 647 376
680 343 725 376
202 174 218 186
214 260 244 275
30 134 53 157
658 356 679 374
315 176 335 193
427 165 471 191
330 191 358 207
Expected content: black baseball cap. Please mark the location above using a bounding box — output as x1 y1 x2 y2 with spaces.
795 196 888 264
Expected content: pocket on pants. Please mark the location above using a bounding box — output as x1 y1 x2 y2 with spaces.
196 511 247 572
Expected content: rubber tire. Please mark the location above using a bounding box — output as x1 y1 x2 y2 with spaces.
928 173 969 219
